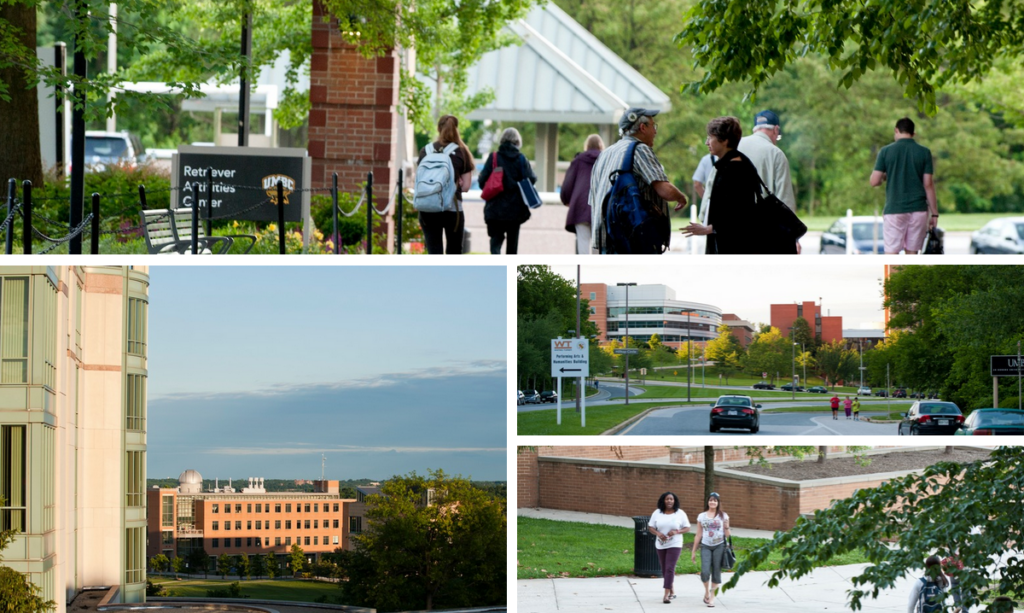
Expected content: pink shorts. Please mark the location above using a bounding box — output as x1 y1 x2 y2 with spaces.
883 211 929 253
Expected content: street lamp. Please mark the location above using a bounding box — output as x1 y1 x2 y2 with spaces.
617 283 636 406
791 342 797 400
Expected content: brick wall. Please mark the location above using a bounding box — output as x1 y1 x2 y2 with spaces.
517 446 670 508
309 0 398 200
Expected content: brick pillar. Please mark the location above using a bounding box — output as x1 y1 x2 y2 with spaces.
309 0 398 203
517 449 540 508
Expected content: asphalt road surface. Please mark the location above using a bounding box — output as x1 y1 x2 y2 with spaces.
618 403 899 436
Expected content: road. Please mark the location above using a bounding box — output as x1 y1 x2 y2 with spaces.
516 381 644 413
617 403 900 435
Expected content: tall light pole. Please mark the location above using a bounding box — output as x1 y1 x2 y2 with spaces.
801 342 806 384
791 342 797 400
617 283 636 406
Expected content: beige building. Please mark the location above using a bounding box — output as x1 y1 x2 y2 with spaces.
0 266 149 610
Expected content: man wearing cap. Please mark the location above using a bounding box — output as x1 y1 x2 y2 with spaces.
589 107 687 253
870 117 937 254
738 110 797 211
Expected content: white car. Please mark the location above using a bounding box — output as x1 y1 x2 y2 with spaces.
857 386 872 396
970 217 1024 254
517 390 525 405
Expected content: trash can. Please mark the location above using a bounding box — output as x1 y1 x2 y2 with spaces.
632 515 661 577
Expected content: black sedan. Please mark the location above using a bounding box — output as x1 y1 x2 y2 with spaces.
780 383 805 392
955 409 1024 435
540 390 558 403
898 401 964 435
710 395 762 433
752 382 775 390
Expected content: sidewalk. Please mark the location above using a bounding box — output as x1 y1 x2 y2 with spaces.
517 508 913 612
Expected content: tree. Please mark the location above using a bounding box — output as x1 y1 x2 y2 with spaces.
0 2 42 185
172 554 186 579
703 446 715 505
676 0 1024 114
236 553 250 580
648 333 663 353
149 553 169 573
338 469 506 612
289 543 305 576
264 553 279 579
743 326 791 385
789 317 816 350
187 547 209 578
216 553 232 580
814 340 858 389
0 496 56 612
251 551 266 580
722 447 1022 613
516 265 597 338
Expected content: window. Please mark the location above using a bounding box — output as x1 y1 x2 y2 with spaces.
235 521 241 530
225 504 231 514
125 527 145 584
589 292 596 300
255 537 261 547
333 536 339 545
126 450 144 507
275 520 281 529
285 503 291 512
0 277 29 384
247 521 252 530
235 504 241 513
162 531 173 545
247 537 252 547
313 519 318 529
590 306 596 314
247 504 252 513
256 521 262 530
304 504 310 513
162 496 174 527
213 538 219 548
314 536 318 545
285 537 291 546
256 504 261 513
275 537 281 546
333 519 339 529
126 374 147 431
126 297 148 356
304 520 310 529
333 503 339 512
275 504 281 513
212 504 219 513
350 517 362 534
314 503 318 512
225 521 231 531
285 520 291 529
212 521 219 530
235 538 241 547
304 536 310 546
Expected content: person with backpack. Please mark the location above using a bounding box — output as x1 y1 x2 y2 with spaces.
588 108 688 254
415 115 474 254
476 127 535 254
560 134 604 254
907 555 949 613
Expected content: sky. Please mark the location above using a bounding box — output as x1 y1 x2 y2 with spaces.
146 265 506 481
550 263 888 329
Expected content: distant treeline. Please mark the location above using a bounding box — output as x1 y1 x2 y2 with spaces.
146 478 506 500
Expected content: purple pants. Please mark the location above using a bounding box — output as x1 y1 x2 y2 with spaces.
656 547 682 589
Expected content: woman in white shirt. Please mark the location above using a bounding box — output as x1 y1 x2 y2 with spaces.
690 492 730 608
647 491 691 604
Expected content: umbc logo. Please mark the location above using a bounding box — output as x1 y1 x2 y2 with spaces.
263 174 296 206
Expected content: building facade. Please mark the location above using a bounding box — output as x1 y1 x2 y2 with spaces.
0 266 149 611
147 474 354 566
721 314 755 349
581 283 722 349
769 301 843 344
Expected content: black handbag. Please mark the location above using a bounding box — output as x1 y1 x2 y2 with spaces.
755 177 806 253
722 537 736 570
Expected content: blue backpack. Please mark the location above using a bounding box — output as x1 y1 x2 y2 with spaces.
602 141 670 254
917 578 945 613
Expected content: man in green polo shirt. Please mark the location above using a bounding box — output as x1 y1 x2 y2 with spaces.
869 117 938 254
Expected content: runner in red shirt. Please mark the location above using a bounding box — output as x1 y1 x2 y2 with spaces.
830 395 840 420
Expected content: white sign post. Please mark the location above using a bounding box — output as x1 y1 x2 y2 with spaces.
552 338 590 427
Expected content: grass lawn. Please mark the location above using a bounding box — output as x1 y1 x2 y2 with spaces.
150 577 340 602
634 386 831 400
518 401 705 435
632 370 860 393
518 517 869 579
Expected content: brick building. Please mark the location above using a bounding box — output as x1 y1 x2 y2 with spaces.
721 314 755 348
147 471 354 567
770 300 843 344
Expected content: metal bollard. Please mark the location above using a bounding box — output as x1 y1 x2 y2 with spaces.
205 166 213 238
366 172 373 254
138 184 148 210
22 180 32 255
396 172 403 255
191 182 199 254
277 181 285 254
91 193 100 254
5 178 14 255
332 173 339 255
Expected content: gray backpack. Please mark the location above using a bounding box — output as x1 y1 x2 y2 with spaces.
414 143 458 213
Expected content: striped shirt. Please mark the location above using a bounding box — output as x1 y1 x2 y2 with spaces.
588 136 670 251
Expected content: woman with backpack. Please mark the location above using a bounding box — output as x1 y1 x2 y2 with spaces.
477 127 536 254
907 555 949 613
560 134 604 254
416 115 474 254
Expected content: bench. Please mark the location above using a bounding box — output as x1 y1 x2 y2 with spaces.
141 209 256 254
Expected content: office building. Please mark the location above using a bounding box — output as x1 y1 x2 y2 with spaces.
147 474 354 565
770 300 843 344
581 284 722 349
721 314 755 349
0 266 150 610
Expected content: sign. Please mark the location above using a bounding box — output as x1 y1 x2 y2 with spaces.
552 338 590 378
614 348 640 355
640 368 647 375
991 355 1024 377
172 146 311 225
762 371 767 379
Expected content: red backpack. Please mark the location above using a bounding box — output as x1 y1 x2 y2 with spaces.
481 152 504 201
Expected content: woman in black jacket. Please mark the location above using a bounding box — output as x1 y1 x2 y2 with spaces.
477 127 536 254
683 116 796 254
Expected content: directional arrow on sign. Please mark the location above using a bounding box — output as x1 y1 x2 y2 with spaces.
560 368 581 373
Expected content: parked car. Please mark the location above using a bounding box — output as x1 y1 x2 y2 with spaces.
83 130 147 172
893 388 908 399
819 216 886 254
709 395 762 433
969 217 1024 254
857 386 872 396
523 390 541 404
752 382 775 390
807 386 828 394
780 383 805 392
540 390 558 403
898 401 965 435
874 389 889 397
954 408 1024 435
517 390 525 405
